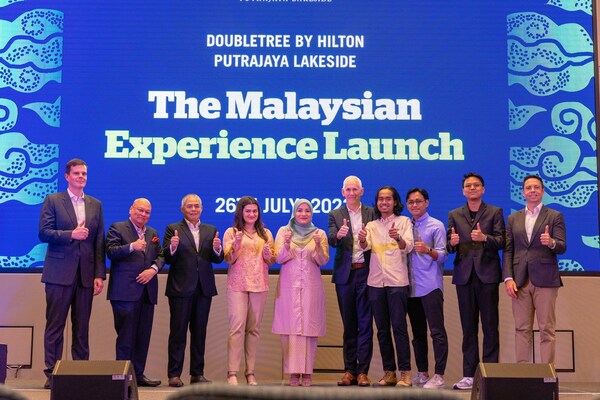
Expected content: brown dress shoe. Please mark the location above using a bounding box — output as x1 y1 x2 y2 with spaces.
168 376 184 387
337 371 358 386
191 375 211 384
357 373 371 386
372 371 397 386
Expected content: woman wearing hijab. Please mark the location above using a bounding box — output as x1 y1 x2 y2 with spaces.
223 196 275 386
273 199 330 387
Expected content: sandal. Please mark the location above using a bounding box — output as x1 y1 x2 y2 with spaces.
245 371 258 386
301 374 312 387
227 372 238 385
289 373 300 386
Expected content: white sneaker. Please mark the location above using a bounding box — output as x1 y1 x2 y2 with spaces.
453 376 473 390
423 374 445 389
412 372 429 386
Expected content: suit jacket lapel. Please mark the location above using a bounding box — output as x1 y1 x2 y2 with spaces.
513 210 529 247
180 220 198 252
127 219 141 243
341 206 353 236
461 202 486 230
530 206 549 246
461 204 473 229
472 203 487 229
61 191 78 228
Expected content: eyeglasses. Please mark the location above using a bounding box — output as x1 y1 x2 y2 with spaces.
407 200 425 206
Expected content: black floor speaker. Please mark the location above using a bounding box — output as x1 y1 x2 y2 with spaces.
51 360 138 400
471 363 558 400
0 344 6 384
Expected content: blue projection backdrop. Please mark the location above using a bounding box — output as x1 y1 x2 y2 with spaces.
0 0 597 272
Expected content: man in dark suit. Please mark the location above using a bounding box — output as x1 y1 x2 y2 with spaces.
106 198 164 387
446 172 505 390
503 175 566 364
328 176 375 387
163 194 224 387
38 158 106 389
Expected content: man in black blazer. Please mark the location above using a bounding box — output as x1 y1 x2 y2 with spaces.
163 194 224 387
38 158 106 389
106 198 164 387
328 176 375 387
503 175 566 364
446 172 505 390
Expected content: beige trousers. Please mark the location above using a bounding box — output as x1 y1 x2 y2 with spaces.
511 281 559 364
227 289 268 373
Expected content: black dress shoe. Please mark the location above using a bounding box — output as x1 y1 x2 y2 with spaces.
191 375 211 384
137 375 161 387
44 378 51 389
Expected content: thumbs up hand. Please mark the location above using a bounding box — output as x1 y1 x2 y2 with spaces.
284 227 292 244
313 230 322 246
213 231 222 252
170 229 180 252
471 222 486 242
388 222 400 241
540 225 554 247
262 238 274 259
450 226 460 246
72 220 89 240
357 223 367 244
337 218 350 239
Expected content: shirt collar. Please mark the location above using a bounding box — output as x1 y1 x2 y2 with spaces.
185 219 201 230
129 218 146 235
525 203 543 215
412 212 429 224
347 203 362 214
380 214 396 223
67 188 85 200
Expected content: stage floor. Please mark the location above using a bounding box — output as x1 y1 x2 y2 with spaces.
2 378 600 400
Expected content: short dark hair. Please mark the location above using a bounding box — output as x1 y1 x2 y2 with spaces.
462 172 485 187
522 175 544 189
374 186 403 218
406 187 429 201
65 158 87 174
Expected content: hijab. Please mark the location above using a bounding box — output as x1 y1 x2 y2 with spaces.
287 199 317 249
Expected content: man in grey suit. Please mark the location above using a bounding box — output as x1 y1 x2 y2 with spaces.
38 158 106 389
106 198 164 387
163 194 224 387
446 172 505 390
328 176 375 387
503 175 566 364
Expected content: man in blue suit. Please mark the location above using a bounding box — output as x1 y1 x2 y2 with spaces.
503 175 566 364
106 198 165 387
328 176 375 387
163 194 224 387
38 158 106 389
446 172 505 390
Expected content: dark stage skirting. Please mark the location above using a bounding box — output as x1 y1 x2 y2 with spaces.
166 384 463 400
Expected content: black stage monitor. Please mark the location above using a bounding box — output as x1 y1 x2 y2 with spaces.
51 360 138 400
471 363 558 400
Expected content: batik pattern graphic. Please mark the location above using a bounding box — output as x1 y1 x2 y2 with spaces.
508 2 596 271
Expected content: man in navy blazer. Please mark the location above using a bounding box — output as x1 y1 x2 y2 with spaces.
503 175 566 364
328 176 375 387
446 172 505 390
38 158 106 389
106 198 164 387
163 194 224 387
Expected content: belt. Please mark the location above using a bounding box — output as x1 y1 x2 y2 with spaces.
351 263 365 269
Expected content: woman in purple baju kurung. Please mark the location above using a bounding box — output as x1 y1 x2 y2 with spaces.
272 199 330 387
